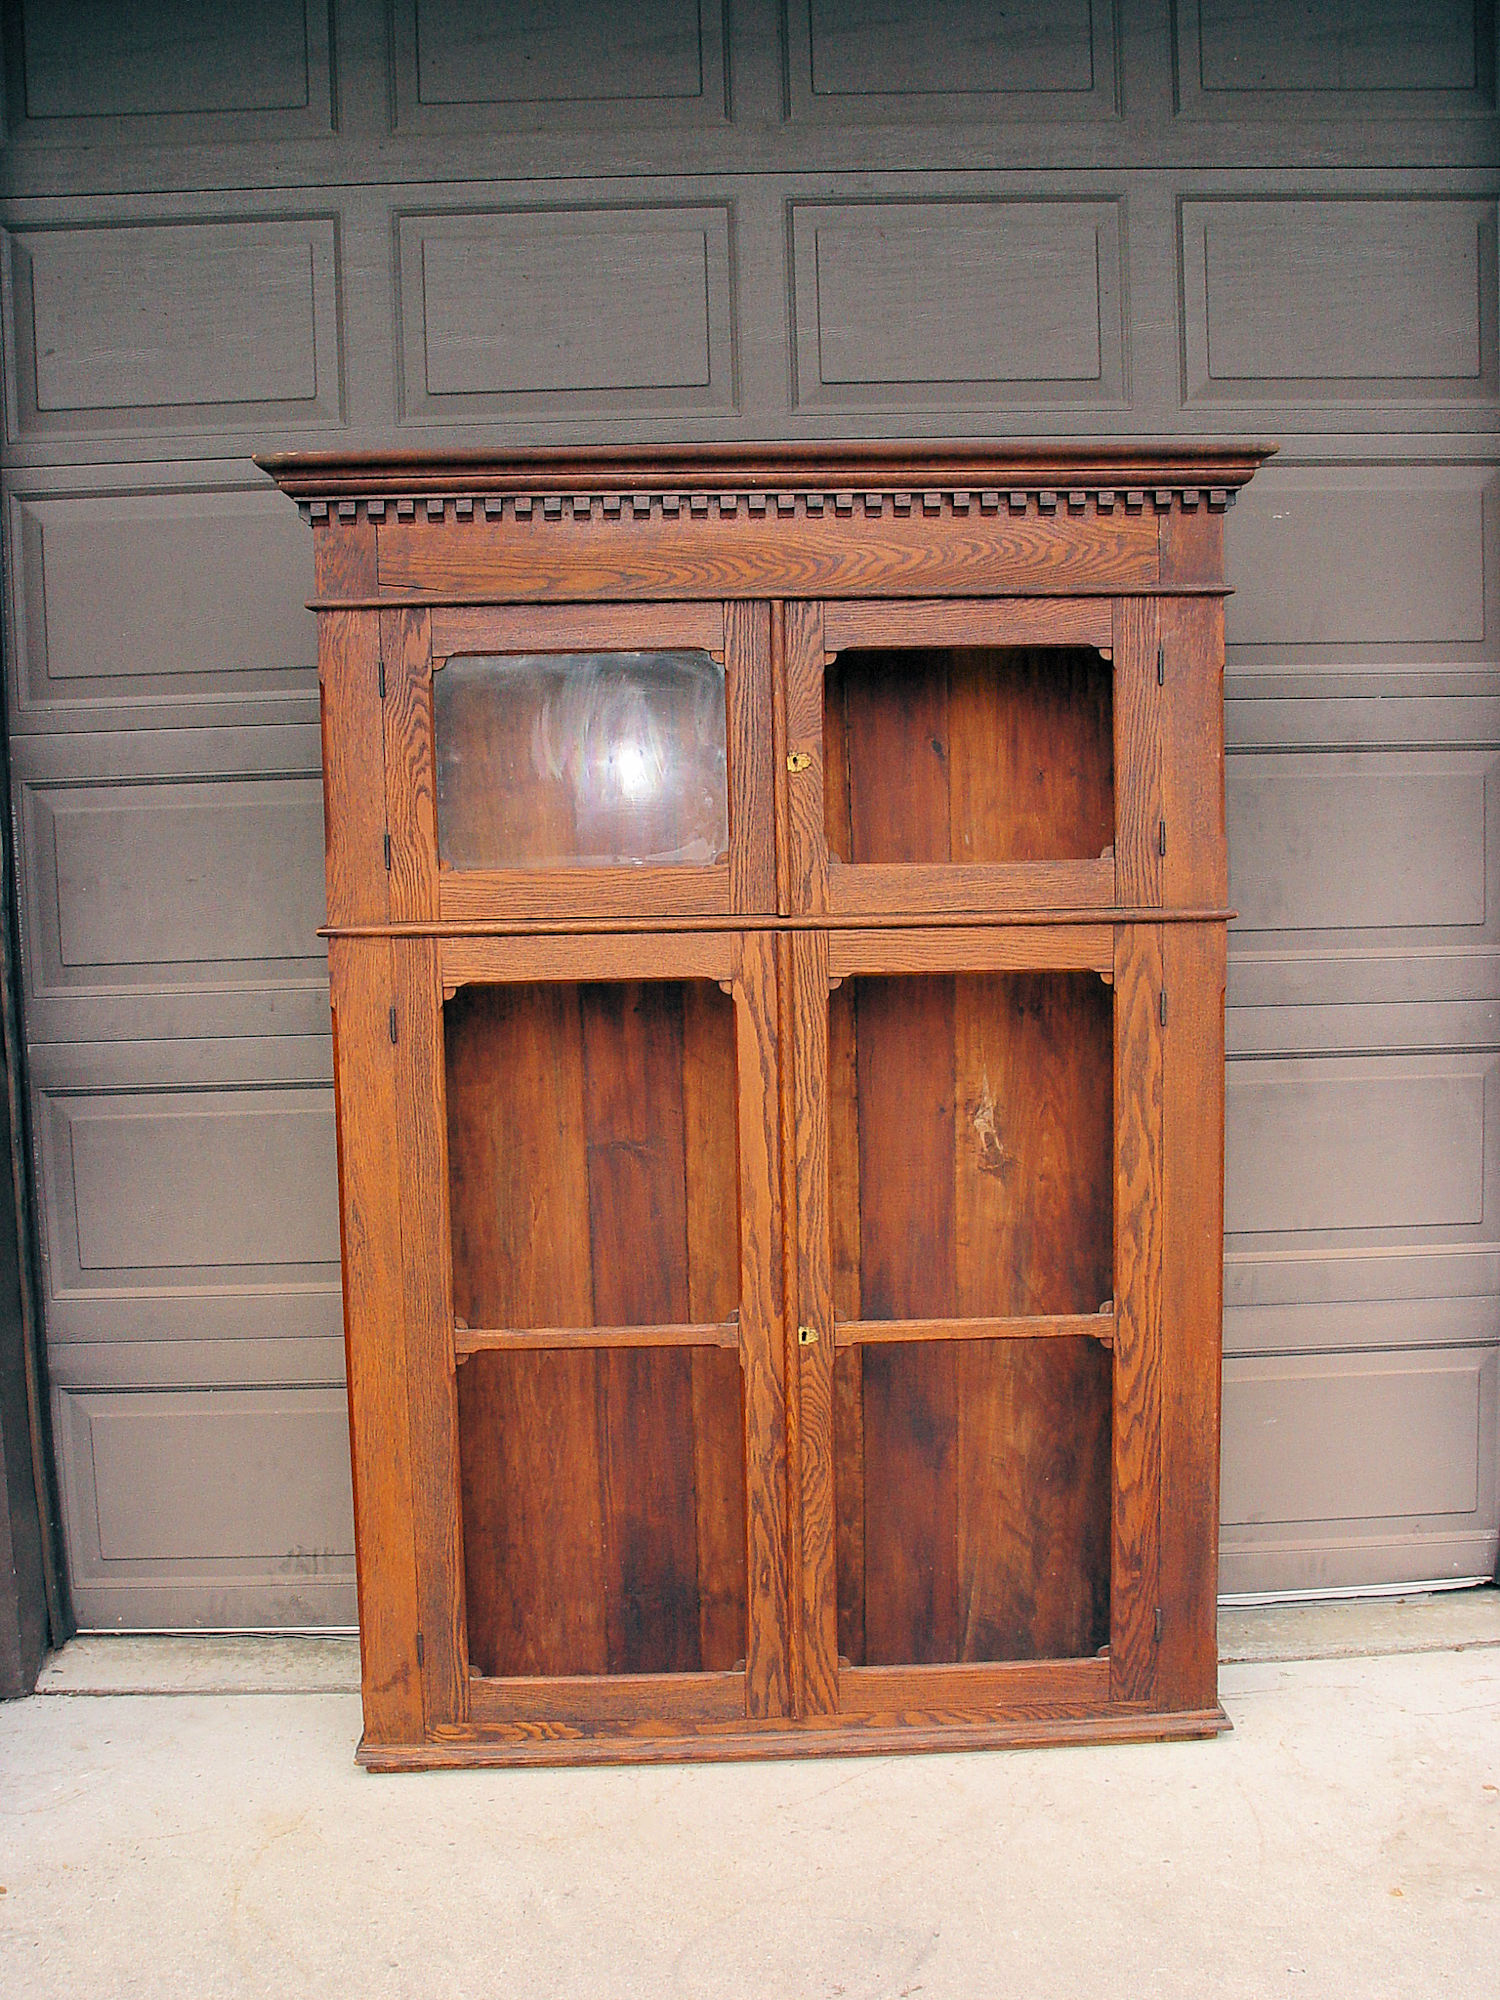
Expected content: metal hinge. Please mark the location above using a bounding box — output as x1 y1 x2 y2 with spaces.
1154 1607 1164 1644
1158 817 1167 858
415 1632 424 1668
1157 643 1165 686
378 656 386 699
389 1007 398 1045
1160 989 1168 1028
383 830 392 871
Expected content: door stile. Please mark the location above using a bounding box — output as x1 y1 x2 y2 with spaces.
726 600 777 915
390 936 468 1730
782 600 829 916
1111 922 1164 1703
790 927 839 1714
734 928 792 1720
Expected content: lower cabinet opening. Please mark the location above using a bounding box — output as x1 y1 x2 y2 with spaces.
445 977 748 1680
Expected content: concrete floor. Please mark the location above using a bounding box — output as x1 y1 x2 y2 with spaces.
3 1597 1498 2000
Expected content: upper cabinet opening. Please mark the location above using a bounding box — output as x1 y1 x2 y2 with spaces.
824 644 1114 868
434 649 729 871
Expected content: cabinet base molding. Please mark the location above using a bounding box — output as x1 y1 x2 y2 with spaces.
358 1705 1231 1771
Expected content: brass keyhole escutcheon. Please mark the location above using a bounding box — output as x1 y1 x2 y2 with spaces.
786 750 813 774
797 1324 819 1346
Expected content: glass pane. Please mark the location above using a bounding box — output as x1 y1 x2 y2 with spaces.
825 646 1113 863
835 1336 1111 1667
435 650 728 868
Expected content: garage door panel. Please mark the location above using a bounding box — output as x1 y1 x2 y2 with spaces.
13 728 328 1043
6 477 316 731
6 0 334 144
1225 465 1500 672
29 1037 340 1350
389 0 728 135
1219 1347 1499 1593
786 0 1117 123
1181 197 1499 410
3 216 344 439
54 1386 355 1630
788 197 1125 413
1176 0 1493 122
1226 1052 1500 1241
395 203 736 423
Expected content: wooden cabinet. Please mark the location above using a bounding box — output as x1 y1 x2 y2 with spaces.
262 444 1270 1767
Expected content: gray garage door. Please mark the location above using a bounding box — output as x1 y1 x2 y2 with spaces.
2 0 1495 1626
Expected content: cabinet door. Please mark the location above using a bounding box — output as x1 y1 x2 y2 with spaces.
777 598 1170 918
786 923 1169 1723
419 928 790 1735
372 600 775 924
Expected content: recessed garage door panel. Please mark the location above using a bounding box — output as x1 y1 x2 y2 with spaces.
53 1386 355 1629
5 476 317 731
1220 1349 1499 1594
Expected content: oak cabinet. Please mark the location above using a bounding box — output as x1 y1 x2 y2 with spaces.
262 444 1269 1767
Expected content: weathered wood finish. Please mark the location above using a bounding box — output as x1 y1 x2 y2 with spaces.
266 444 1260 1765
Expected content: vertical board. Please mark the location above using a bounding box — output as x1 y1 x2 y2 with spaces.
449 984 606 1677
682 982 750 1669
1158 597 1228 907
856 973 960 1664
1111 926 1164 1703
1158 925 1227 1710
735 932 790 1717
327 940 422 1742
782 601 830 914
581 983 701 1674
1112 599 1163 907
791 929 838 1711
725 599 776 915
381 609 438 923
318 610 387 929
390 938 465 1723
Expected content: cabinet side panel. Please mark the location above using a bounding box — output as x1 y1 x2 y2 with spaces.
1113 599 1163 907
391 939 466 1726
382 610 439 923
1158 926 1227 1712
1159 598 1228 907
736 932 791 1718
1112 925 1164 1704
328 940 422 1743
320 611 389 928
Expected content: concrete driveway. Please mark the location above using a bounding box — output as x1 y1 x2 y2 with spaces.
2 1595 1497 2000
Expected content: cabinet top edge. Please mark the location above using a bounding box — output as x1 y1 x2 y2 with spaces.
255 440 1277 504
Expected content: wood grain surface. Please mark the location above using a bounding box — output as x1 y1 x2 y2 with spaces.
447 977 747 1679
